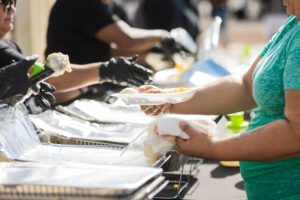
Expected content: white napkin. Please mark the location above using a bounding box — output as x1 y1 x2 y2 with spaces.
144 116 218 158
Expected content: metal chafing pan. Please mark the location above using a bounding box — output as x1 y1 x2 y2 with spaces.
56 99 153 125
1 109 179 170
30 110 145 145
0 162 167 200
0 105 154 168
30 110 186 171
38 133 183 171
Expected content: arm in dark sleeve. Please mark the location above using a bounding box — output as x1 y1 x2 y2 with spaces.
0 41 26 67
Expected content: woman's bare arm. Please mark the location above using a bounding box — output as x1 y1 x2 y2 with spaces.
170 57 260 115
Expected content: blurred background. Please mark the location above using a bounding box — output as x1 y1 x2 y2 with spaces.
12 0 286 63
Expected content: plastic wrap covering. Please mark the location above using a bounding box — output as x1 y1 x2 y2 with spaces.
0 162 163 198
30 110 145 144
0 105 154 167
0 104 40 160
57 99 153 125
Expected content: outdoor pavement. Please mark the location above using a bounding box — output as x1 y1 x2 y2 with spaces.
185 159 246 200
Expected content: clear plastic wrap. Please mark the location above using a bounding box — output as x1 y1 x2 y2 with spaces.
30 110 145 144
0 104 152 167
57 99 153 125
0 103 40 159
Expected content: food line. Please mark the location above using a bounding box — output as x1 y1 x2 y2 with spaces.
0 82 215 199
0 34 217 199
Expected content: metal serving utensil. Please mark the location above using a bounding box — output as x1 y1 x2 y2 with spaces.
120 112 164 156
119 126 148 156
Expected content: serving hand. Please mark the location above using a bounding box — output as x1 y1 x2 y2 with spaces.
176 121 214 158
138 85 173 116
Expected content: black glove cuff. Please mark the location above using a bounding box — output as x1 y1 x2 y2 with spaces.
99 62 110 83
99 61 120 85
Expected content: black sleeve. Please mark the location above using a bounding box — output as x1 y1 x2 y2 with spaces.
0 41 26 67
142 0 175 31
75 0 117 37
112 2 129 24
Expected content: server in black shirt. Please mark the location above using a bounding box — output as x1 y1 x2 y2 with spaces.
0 1 55 113
45 0 169 103
45 0 170 65
0 0 153 105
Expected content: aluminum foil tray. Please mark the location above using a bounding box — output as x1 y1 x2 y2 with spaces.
0 162 164 200
0 105 156 167
30 110 146 144
56 99 153 125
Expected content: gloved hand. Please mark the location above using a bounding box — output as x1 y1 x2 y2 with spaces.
0 57 56 114
145 48 175 70
148 38 192 68
0 58 37 99
99 56 153 87
159 38 191 55
24 82 56 114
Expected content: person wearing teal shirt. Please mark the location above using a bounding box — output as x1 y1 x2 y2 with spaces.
139 0 300 199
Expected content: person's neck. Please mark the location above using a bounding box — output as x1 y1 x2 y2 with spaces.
0 32 7 40
0 32 10 41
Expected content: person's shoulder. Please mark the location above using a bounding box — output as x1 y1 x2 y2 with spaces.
0 40 14 49
290 24 300 42
276 16 299 38
284 16 298 28
55 0 75 6
289 16 300 35
0 40 8 47
54 0 81 9
286 19 300 50
0 40 23 57
286 15 297 22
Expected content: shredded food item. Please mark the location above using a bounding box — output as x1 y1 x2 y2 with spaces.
143 87 188 94
46 53 72 77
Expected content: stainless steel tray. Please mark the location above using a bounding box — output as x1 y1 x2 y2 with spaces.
38 134 184 171
0 162 166 200
39 133 126 150
0 105 153 167
31 110 146 144
56 99 153 125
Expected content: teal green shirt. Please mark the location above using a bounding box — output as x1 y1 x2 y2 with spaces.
240 16 300 200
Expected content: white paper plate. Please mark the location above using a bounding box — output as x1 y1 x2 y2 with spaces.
113 88 198 105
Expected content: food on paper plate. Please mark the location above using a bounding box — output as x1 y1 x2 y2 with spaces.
45 53 72 77
143 87 189 94
115 87 197 105
120 87 189 95
143 117 218 161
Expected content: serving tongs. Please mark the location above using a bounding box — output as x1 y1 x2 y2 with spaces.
120 126 148 156
120 113 165 156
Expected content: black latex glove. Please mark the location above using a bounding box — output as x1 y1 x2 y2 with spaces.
99 56 153 87
159 38 191 55
0 57 37 99
24 82 56 114
149 38 192 66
